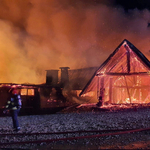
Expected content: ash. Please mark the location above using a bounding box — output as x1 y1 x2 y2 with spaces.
1 107 150 149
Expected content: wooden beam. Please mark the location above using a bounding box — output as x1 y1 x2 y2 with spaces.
124 44 130 73
96 72 149 76
114 86 150 88
109 78 113 103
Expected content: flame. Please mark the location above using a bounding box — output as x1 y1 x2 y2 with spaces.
0 0 149 84
82 91 95 97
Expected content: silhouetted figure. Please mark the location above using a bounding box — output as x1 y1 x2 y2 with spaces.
96 96 103 107
3 88 22 132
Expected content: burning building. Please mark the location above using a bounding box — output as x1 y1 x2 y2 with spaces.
45 66 98 104
0 82 68 115
80 39 150 105
0 66 98 115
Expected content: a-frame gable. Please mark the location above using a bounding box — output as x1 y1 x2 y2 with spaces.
79 39 150 96
97 39 150 75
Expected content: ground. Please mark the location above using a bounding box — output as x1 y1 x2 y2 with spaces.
0 104 150 149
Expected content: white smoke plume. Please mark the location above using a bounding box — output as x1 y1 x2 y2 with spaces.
0 0 150 84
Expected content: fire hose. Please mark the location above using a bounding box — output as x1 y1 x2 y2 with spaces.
0 127 150 146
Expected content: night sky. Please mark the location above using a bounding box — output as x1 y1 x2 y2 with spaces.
90 0 150 10
0 0 150 84
78 0 150 10
115 0 150 11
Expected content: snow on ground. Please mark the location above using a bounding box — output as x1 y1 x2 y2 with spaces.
1 107 150 149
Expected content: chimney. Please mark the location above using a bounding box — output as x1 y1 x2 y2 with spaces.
59 67 70 87
45 70 59 85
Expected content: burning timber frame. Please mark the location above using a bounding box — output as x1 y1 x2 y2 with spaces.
80 39 150 105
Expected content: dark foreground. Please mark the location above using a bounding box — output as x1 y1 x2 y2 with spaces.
0 106 150 149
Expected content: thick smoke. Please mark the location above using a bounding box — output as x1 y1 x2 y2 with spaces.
0 0 150 84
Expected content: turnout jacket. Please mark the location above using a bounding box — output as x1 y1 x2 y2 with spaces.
5 94 22 110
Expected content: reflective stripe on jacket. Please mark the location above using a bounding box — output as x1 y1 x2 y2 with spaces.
5 94 22 110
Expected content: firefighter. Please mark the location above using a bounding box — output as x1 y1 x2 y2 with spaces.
3 88 22 131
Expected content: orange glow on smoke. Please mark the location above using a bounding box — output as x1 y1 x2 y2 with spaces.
0 1 150 84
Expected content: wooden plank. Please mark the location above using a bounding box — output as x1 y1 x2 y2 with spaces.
96 72 149 76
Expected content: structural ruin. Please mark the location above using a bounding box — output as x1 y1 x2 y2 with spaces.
80 39 150 105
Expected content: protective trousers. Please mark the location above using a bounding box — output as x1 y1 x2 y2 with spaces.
11 109 20 130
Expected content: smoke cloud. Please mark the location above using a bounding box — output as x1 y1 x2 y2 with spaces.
0 0 150 84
